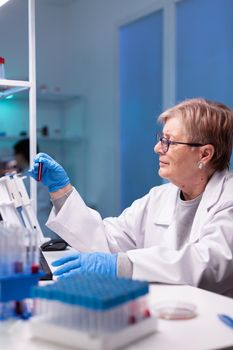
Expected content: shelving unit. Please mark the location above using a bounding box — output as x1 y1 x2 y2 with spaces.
0 135 23 140
0 79 30 98
0 0 85 196
0 0 37 211
0 90 85 193
35 92 85 191
36 92 80 103
0 136 81 142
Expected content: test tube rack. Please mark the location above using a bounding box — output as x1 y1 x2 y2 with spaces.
29 313 157 350
0 273 43 303
29 275 157 350
0 174 43 319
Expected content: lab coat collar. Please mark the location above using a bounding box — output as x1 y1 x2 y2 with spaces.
201 169 227 211
189 169 227 242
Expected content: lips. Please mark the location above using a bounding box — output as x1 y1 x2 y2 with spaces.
159 160 169 166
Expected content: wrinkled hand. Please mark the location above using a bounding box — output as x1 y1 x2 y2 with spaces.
28 153 70 192
52 251 117 278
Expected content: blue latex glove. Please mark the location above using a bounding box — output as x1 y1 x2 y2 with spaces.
28 152 70 192
52 252 117 278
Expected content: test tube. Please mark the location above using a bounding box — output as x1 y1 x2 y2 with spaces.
31 226 39 274
0 225 7 275
25 227 33 273
13 226 24 273
38 162 43 182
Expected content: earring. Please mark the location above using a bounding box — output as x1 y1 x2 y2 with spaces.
198 161 204 170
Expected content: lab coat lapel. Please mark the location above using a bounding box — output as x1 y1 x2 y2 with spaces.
143 184 178 248
153 184 178 225
189 170 226 242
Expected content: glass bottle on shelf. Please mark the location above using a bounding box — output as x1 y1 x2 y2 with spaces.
0 57 5 79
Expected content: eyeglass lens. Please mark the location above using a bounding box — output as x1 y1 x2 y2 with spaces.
157 134 169 153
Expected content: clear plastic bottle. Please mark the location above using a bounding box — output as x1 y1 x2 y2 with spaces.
0 57 5 79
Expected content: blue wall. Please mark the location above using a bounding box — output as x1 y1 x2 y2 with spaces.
176 0 233 105
176 0 233 167
119 10 163 210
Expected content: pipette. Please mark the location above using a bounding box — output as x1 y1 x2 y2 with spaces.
12 174 49 245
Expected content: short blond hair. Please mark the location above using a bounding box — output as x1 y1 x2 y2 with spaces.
158 98 233 171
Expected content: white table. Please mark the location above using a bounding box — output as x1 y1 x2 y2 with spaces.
1 250 233 350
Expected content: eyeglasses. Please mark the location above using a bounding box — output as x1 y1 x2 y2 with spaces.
156 133 204 153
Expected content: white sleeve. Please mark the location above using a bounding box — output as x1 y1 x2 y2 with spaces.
47 188 149 253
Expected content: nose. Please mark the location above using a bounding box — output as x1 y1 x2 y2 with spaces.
154 140 162 154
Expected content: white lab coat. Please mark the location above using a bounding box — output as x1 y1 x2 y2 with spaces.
47 170 233 297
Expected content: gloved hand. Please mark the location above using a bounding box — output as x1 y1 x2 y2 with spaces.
28 153 70 192
52 251 117 278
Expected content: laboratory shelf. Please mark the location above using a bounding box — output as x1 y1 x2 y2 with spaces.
11 90 81 103
0 136 82 143
38 136 82 142
0 79 31 99
36 92 80 103
0 136 22 141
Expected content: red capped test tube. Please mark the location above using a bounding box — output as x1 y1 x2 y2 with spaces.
38 162 43 182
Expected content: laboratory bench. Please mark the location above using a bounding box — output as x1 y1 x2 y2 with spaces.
1 250 233 350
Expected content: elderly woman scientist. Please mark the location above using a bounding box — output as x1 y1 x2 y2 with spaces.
29 98 233 297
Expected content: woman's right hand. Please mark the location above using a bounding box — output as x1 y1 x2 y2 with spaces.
28 153 70 192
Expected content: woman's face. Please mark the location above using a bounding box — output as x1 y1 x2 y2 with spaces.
154 117 201 188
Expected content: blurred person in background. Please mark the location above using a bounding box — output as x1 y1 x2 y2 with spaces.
14 138 59 239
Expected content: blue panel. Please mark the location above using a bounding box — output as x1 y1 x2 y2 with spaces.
176 0 233 169
119 11 163 210
0 273 42 302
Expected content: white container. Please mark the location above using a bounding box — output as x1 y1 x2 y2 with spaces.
0 57 5 79
29 314 158 350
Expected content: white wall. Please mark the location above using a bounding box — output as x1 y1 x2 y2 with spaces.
0 0 69 86
63 0 163 215
0 0 165 216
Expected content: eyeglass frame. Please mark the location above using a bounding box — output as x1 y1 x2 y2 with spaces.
156 133 204 153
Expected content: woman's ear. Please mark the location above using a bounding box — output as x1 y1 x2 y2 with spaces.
200 144 215 164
